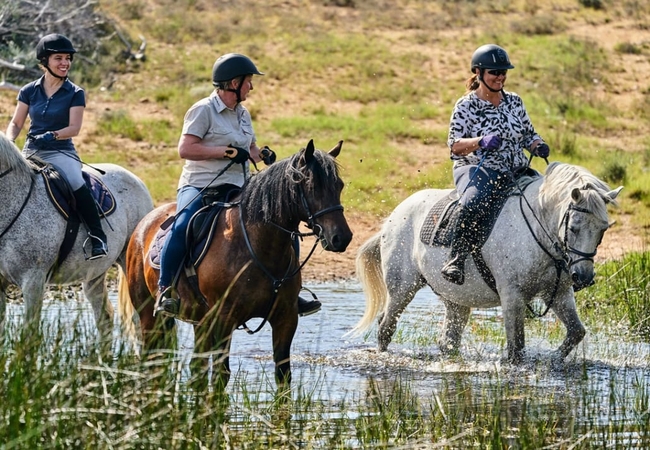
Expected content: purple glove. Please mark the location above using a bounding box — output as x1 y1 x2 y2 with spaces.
533 142 550 158
32 131 57 144
478 135 501 151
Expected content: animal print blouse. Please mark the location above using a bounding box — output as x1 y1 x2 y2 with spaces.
447 90 542 174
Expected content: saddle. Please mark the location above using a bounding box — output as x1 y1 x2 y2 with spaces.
35 160 116 267
148 186 241 270
420 170 540 292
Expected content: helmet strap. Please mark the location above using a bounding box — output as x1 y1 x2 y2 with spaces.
41 57 68 81
478 69 502 94
224 75 246 103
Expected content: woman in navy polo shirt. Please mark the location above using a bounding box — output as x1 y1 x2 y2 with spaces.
6 34 107 260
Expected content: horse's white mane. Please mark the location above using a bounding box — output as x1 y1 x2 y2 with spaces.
0 132 35 180
539 161 614 221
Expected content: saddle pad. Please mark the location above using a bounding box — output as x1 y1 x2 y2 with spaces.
419 192 460 247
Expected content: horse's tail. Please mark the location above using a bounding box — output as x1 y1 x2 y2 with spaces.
348 232 387 336
117 266 139 351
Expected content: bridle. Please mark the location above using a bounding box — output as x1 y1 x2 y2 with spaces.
237 178 344 334
560 203 600 268
520 191 601 317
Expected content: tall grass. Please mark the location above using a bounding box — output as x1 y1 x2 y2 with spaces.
2 317 649 448
579 251 650 340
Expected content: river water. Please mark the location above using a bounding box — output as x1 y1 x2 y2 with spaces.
6 280 650 441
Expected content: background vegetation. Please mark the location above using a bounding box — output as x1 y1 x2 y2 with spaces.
1 0 649 241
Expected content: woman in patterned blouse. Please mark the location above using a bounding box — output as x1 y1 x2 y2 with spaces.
441 44 550 285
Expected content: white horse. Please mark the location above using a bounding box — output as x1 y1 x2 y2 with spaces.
0 132 154 343
351 162 623 362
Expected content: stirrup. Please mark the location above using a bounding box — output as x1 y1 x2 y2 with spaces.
298 295 321 317
83 234 108 261
154 286 180 318
441 257 465 285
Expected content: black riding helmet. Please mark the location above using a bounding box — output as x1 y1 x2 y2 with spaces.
36 34 77 64
36 34 77 80
471 44 514 94
212 53 263 103
470 44 515 72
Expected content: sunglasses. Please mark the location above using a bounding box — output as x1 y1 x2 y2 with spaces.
487 69 508 76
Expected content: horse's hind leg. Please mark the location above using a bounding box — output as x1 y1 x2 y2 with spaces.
84 274 114 347
438 298 471 355
378 275 424 351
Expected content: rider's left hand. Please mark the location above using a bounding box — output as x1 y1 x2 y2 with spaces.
533 142 550 158
32 131 57 144
260 146 276 165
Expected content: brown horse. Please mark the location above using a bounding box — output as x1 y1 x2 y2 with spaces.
117 139 352 389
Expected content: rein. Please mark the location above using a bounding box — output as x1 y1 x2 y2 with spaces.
237 180 344 334
0 168 36 242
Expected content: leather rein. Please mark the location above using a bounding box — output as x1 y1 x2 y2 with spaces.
0 167 36 242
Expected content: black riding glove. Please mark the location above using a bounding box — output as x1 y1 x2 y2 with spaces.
260 146 277 165
533 142 550 158
225 144 250 164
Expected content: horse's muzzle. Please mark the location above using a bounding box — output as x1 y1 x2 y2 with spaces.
571 270 595 291
320 225 353 252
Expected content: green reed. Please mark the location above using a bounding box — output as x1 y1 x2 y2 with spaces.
579 251 650 341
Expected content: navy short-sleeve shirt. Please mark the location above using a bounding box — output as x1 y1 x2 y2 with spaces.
17 75 85 150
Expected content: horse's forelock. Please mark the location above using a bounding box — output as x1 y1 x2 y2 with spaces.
242 149 340 224
540 162 612 221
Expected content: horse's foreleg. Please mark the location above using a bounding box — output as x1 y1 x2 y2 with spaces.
552 293 586 359
501 296 526 363
0 277 7 337
193 322 233 391
438 299 471 355
21 275 47 327
272 316 298 390
84 274 113 348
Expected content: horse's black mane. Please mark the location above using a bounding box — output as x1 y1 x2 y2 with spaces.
241 148 340 225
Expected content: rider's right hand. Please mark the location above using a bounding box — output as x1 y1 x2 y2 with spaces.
478 135 501 151
225 144 251 164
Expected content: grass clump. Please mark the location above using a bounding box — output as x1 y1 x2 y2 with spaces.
579 251 650 340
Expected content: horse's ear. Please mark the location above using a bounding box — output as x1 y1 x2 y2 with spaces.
571 187 583 202
329 140 343 158
606 186 623 203
304 139 315 162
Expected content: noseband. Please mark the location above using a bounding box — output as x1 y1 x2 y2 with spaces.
298 183 344 236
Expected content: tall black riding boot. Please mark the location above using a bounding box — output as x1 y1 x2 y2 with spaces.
73 186 108 260
441 207 474 285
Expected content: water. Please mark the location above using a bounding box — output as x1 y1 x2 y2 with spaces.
6 281 650 439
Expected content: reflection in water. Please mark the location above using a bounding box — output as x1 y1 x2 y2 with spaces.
6 280 650 441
